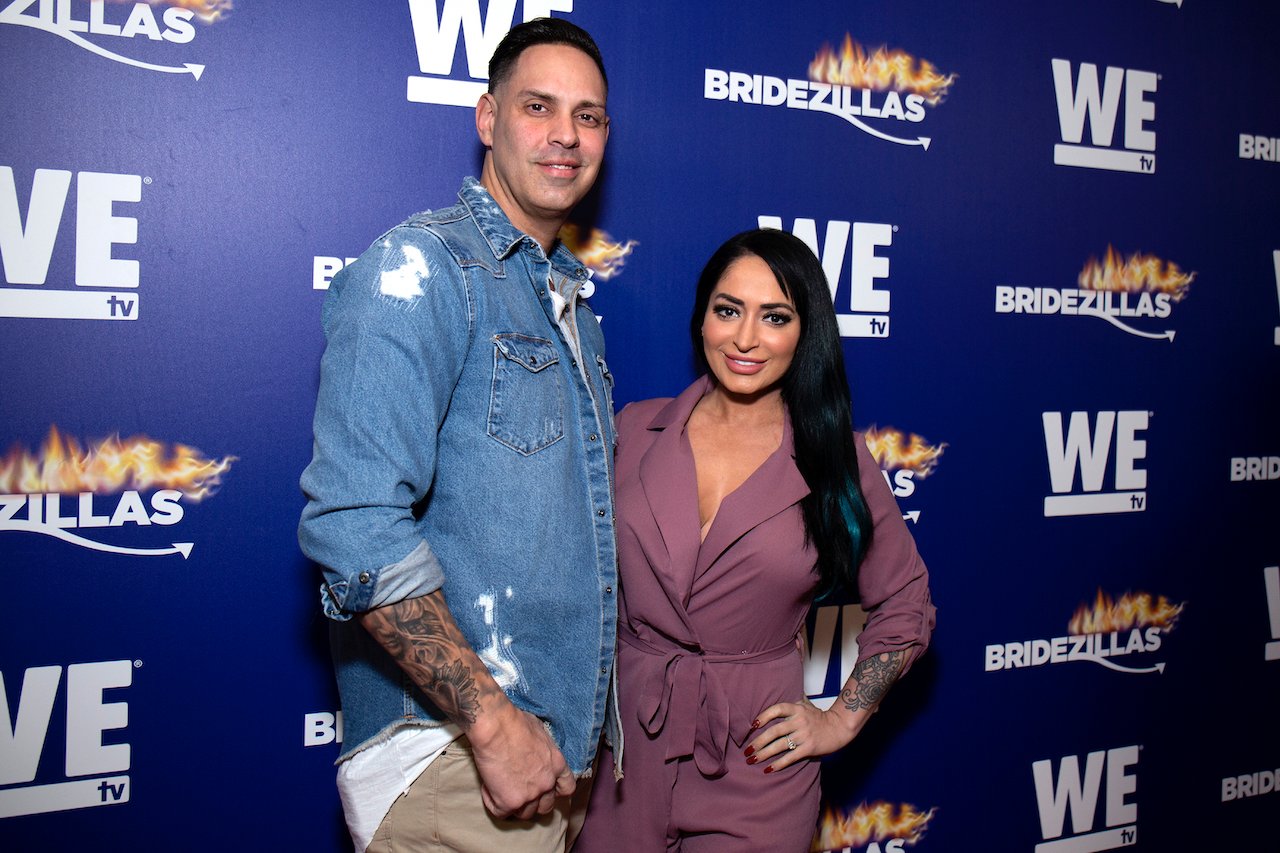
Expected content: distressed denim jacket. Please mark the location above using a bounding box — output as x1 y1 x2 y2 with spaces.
299 178 619 775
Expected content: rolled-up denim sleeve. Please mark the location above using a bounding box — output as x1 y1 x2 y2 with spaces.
298 226 471 618
851 436 937 679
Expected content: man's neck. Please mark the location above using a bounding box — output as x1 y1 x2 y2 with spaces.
478 175 563 255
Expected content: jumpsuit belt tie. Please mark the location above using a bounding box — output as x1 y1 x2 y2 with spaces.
619 630 796 777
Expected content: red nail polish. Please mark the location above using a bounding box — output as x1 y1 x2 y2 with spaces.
744 746 755 757
750 720 760 730
746 756 757 765
763 766 774 774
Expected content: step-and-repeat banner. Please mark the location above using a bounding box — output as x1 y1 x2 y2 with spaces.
2 1 1277 850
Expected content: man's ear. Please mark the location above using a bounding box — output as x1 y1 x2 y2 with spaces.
475 92 496 147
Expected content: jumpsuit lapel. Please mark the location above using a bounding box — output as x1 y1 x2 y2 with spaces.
636 379 710 618
695 413 811 577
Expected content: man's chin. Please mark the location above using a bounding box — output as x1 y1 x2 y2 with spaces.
533 190 592 219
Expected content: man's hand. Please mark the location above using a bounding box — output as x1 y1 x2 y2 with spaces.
469 703 576 820
359 592 575 820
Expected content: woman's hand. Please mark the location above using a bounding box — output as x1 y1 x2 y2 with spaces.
744 650 909 772
743 699 866 773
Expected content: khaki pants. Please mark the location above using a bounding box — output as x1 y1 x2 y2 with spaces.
365 737 593 853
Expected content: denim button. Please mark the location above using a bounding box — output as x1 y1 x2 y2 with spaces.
589 433 598 441
597 509 606 517
358 572 371 584
605 586 613 594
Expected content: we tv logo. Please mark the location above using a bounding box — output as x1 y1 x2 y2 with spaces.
0 659 134 818
1265 566 1280 662
0 165 143 321
802 604 867 710
1043 411 1150 517
758 215 896 338
1051 59 1158 174
1032 745 1139 852
407 0 576 107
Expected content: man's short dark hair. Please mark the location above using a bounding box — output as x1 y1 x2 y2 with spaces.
488 17 607 95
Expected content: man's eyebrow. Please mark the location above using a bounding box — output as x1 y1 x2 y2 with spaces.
519 89 607 112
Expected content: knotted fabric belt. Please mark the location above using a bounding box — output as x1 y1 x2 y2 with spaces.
619 629 796 777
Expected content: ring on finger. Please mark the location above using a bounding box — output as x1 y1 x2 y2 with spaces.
785 736 797 751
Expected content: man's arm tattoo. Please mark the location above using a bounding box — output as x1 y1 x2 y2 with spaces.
361 595 490 728
840 650 907 713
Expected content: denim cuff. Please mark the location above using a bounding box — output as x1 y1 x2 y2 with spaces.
321 540 446 618
367 540 446 609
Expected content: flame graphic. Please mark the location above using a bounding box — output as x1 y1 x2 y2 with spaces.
1077 246 1195 301
0 426 235 501
1068 589 1186 635
812 801 937 851
863 426 946 477
809 35 957 104
109 0 233 24
558 224 638 282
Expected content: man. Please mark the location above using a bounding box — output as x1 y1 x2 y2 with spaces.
299 18 617 852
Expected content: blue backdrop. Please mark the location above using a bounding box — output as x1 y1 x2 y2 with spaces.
2 1 1277 850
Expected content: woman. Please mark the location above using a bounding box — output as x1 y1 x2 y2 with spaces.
576 229 935 852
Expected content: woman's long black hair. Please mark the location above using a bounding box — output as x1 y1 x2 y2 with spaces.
690 228 873 595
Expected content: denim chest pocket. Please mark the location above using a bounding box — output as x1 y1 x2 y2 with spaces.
488 334 565 455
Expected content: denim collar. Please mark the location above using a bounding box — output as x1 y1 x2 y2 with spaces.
458 177 591 284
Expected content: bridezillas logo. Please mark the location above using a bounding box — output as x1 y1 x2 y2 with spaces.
758 215 897 337
303 710 343 748
406 0 576 107
1052 58 1158 174
996 246 1194 342
986 589 1185 675
813 801 937 853
706 35 956 150
1032 745 1139 852
1042 411 1150 517
0 659 135 819
863 426 946 524
0 0 231 80
0 165 151 321
0 426 234 558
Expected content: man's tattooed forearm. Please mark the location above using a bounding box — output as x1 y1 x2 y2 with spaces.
840 650 906 713
362 595 489 728
424 659 481 727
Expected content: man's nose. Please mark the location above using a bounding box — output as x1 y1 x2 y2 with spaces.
548 111 580 148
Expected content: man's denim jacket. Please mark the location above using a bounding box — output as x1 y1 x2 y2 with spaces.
299 178 619 776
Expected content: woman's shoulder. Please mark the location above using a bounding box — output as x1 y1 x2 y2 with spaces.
616 397 673 437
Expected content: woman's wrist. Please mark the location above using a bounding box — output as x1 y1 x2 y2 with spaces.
823 701 870 740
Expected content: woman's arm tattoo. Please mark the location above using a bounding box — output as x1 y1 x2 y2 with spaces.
361 594 490 728
840 650 906 713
